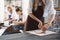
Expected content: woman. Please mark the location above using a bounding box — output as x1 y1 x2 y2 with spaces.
23 0 56 33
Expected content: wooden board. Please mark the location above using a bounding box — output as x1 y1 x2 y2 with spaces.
26 30 56 36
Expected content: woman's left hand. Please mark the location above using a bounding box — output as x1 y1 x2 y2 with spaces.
42 23 51 32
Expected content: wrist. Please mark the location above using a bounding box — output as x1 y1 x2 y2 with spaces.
38 20 41 23
47 22 51 25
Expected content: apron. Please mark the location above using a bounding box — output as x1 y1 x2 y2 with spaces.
26 2 44 31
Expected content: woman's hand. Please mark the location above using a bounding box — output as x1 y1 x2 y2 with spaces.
42 23 51 33
38 21 42 29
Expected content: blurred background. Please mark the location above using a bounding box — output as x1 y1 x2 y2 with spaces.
0 0 60 36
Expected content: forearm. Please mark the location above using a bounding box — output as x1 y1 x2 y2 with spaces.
29 13 41 22
17 22 26 24
47 14 55 24
42 14 55 32
24 21 27 31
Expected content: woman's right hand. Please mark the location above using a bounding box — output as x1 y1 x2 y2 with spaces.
38 21 42 29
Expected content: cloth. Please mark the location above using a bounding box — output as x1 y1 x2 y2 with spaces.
11 12 23 22
12 24 24 31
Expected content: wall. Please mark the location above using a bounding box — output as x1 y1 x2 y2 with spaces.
0 0 4 23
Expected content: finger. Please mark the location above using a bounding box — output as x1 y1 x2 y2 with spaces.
38 24 42 28
39 21 42 25
42 27 47 32
39 23 42 26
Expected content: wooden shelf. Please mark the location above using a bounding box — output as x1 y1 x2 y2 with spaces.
55 7 60 11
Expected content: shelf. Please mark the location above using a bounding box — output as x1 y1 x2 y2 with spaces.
55 8 60 11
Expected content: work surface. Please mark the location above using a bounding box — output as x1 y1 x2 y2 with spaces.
0 33 60 40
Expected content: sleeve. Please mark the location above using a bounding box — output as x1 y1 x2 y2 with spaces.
48 0 56 23
48 0 56 15
43 0 56 23
43 0 56 17
28 0 33 14
22 0 33 22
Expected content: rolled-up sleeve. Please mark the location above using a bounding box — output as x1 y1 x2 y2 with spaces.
48 0 56 15
22 0 33 22
43 0 56 23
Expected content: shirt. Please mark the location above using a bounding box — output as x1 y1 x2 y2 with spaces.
22 0 56 23
11 11 23 22
43 0 56 23
4 11 12 20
